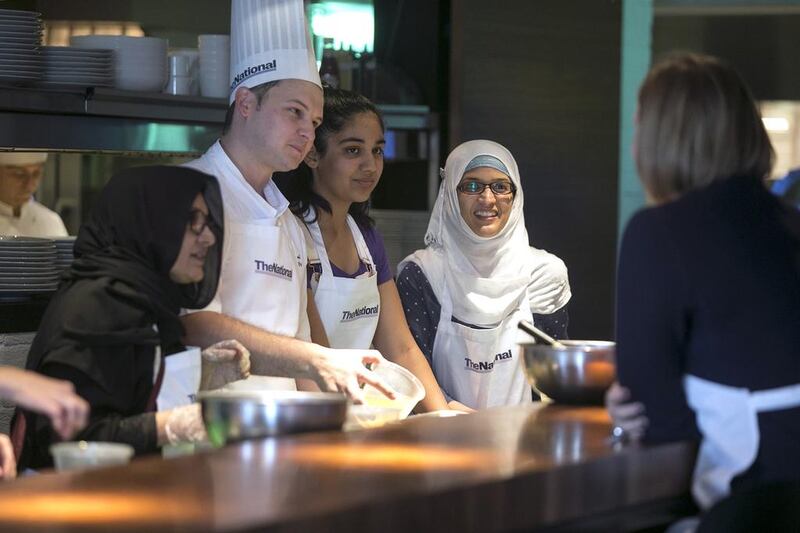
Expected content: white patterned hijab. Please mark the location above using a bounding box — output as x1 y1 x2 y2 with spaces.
424 139 530 278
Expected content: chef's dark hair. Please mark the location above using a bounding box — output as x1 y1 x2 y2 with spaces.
222 80 282 135
635 53 774 203
279 86 384 228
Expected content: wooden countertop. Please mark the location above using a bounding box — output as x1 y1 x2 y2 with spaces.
0 405 697 532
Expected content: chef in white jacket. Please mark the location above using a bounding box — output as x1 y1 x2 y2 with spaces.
181 0 392 400
0 152 67 237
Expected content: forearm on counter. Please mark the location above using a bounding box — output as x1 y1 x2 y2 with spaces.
386 346 448 412
181 311 324 380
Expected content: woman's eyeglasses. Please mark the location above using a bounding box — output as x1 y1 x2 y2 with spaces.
456 180 516 196
188 209 213 236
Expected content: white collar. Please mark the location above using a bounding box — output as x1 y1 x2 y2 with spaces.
208 141 289 217
0 198 30 218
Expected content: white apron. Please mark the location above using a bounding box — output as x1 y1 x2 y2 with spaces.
155 346 201 411
684 374 800 509
307 216 380 349
430 277 533 409
220 218 304 391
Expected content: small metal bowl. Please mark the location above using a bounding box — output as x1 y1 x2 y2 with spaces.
520 340 616 405
197 390 348 447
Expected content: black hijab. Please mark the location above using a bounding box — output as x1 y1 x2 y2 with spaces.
61 165 224 351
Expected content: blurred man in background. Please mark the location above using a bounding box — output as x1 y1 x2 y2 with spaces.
0 152 67 237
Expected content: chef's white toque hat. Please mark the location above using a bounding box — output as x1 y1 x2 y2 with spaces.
229 0 321 104
0 152 48 166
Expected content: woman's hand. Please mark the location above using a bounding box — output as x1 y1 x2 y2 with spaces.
307 347 396 404
605 382 648 443
0 367 89 440
200 339 251 391
0 434 16 480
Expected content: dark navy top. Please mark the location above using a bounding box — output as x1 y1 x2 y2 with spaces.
616 174 800 493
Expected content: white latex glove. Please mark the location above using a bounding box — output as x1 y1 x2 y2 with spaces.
200 339 251 391
164 403 207 445
605 382 648 443
309 347 396 404
528 252 571 314
0 434 16 480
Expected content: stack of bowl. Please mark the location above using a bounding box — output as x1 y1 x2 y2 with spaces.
198 34 229 98
70 35 167 92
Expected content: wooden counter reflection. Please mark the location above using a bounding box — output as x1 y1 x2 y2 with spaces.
0 405 697 532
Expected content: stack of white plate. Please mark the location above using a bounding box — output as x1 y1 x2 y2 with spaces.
54 237 75 271
0 236 59 300
41 46 113 87
70 35 168 92
0 8 43 84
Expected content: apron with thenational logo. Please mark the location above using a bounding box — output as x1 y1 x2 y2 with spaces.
306 215 380 349
430 276 533 409
217 217 305 391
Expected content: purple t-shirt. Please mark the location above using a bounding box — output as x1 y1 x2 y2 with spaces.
307 224 392 287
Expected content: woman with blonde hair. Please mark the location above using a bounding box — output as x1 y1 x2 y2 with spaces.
610 53 800 522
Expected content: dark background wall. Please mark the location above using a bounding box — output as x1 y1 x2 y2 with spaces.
374 0 449 112
449 0 622 339
653 14 800 100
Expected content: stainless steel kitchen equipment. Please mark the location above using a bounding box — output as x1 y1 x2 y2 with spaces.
518 319 565 348
520 340 616 405
198 390 348 446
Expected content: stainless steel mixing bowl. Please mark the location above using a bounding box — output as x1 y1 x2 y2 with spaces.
520 340 616 405
198 390 348 446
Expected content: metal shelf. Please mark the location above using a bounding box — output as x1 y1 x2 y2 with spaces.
0 84 436 156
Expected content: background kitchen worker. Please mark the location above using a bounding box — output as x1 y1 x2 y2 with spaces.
0 152 67 237
181 0 392 401
397 140 571 409
278 87 451 412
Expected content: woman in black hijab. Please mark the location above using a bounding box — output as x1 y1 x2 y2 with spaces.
16 166 246 469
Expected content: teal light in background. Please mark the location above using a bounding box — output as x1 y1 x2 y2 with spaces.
308 1 374 53
140 123 217 156
617 0 653 241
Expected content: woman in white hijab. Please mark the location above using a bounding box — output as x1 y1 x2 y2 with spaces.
397 140 571 409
